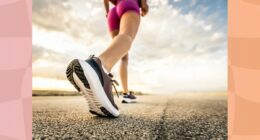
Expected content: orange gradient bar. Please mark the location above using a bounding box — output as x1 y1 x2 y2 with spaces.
229 0 260 139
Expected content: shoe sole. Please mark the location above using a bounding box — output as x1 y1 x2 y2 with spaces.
66 59 119 117
122 98 137 103
66 59 103 116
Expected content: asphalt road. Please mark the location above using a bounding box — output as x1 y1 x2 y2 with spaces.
33 94 227 140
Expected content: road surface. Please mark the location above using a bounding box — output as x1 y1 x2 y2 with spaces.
33 94 227 140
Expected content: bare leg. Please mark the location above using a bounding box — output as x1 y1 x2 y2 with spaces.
120 54 128 93
109 30 129 93
99 11 140 72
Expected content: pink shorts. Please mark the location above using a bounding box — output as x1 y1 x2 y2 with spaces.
107 0 140 32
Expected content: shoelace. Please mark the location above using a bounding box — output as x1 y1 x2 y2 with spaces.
108 73 120 98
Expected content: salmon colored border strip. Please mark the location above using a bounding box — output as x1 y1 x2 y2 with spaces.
228 0 260 139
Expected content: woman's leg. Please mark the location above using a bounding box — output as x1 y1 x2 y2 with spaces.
120 54 128 93
99 11 140 72
110 30 119 38
109 30 129 93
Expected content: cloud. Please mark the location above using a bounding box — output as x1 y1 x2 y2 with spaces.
190 0 197 7
32 45 45 62
32 45 73 80
33 0 108 41
210 32 224 41
203 25 212 31
133 1 226 60
33 0 71 31
174 0 182 2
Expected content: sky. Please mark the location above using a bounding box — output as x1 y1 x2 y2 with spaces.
32 0 227 94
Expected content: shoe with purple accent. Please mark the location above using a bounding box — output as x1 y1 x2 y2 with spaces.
66 55 119 117
122 91 137 103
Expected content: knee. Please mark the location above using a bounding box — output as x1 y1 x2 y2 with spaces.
118 33 133 43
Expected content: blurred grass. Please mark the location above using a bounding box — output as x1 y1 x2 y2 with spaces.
174 92 227 97
32 90 144 96
33 90 79 96
33 90 225 96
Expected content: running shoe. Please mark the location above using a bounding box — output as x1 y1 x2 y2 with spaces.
66 55 119 117
122 91 137 103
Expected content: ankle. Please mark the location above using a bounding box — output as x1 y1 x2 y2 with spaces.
98 56 111 73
